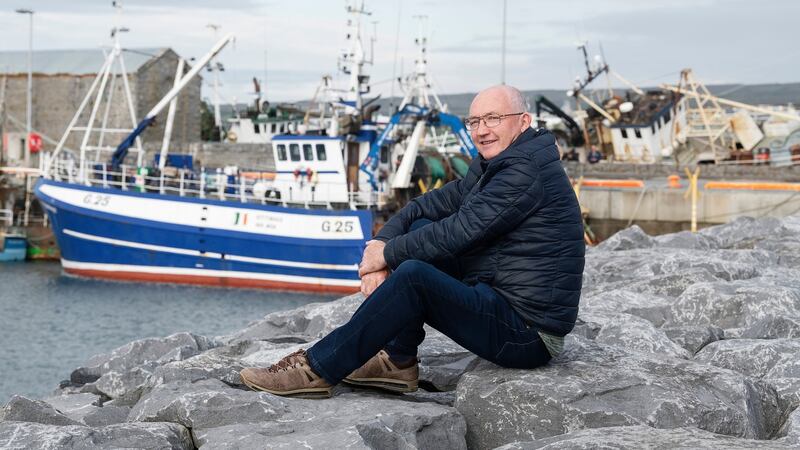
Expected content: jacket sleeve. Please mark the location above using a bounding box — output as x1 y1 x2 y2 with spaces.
373 175 467 242
383 157 544 269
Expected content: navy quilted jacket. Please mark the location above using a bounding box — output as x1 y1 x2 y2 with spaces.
374 127 585 336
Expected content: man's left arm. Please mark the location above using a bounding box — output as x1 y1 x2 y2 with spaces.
383 159 544 269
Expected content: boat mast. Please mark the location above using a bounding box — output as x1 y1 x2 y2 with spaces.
207 24 224 141
46 1 143 181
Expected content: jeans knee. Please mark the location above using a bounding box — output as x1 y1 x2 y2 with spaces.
394 260 431 280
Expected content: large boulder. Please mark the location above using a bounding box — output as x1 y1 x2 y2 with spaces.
129 379 287 429
193 392 467 449
69 332 219 401
43 393 130 427
577 311 690 359
0 421 193 449
0 396 81 426
127 378 467 449
454 336 781 449
667 279 800 331
695 339 800 412
593 225 654 251
224 293 364 344
497 425 797 449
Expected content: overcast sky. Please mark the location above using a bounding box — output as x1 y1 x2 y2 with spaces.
2 0 798 104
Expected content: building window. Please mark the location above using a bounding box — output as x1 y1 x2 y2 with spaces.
621 128 628 139
316 144 327 161
634 128 642 139
253 122 261 134
303 144 314 161
277 144 287 161
289 144 301 161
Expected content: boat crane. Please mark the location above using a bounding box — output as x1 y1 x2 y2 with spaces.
358 15 477 191
110 33 235 169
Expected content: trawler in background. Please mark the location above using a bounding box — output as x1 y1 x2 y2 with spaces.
34 1 476 292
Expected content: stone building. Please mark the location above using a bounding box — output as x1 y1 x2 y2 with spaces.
0 47 201 166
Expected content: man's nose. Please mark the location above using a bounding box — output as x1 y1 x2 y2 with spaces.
475 118 490 134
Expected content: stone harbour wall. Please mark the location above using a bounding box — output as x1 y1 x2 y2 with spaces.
3 215 800 448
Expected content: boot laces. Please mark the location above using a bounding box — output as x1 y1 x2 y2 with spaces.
268 349 307 373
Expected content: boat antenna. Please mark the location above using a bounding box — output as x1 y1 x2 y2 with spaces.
501 0 507 85
389 0 402 112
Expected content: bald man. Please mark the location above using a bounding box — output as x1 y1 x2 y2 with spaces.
240 85 586 398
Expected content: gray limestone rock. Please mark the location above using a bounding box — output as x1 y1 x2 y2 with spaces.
70 332 219 402
43 392 131 428
0 421 193 449
224 293 363 344
741 316 800 339
579 289 673 326
695 339 800 412
72 332 218 384
0 396 81 426
128 379 287 429
653 230 721 250
193 392 467 449
662 325 725 355
497 425 797 449
454 336 781 450
699 216 788 249
140 349 248 396
667 279 800 330
418 328 479 391
579 311 691 359
593 225 654 251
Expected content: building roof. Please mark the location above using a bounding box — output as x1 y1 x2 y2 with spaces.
0 48 168 76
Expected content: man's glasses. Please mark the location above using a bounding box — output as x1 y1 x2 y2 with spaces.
463 112 524 131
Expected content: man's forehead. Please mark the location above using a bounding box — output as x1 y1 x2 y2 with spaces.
469 89 512 116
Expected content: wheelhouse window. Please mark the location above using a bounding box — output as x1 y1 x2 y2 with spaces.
621 128 628 139
634 128 642 139
253 122 261 134
303 144 314 161
316 144 327 161
289 144 301 161
271 123 277 133
276 144 287 161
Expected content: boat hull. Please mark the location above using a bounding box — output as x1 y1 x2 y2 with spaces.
34 178 371 293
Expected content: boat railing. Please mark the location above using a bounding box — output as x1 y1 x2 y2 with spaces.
43 155 387 210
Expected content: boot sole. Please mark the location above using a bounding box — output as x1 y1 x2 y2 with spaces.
342 377 418 393
241 372 332 399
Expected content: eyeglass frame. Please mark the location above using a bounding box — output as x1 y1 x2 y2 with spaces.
463 112 525 131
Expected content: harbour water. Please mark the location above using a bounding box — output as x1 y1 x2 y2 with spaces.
0 262 336 404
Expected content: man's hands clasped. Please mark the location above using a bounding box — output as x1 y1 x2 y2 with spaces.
359 240 388 297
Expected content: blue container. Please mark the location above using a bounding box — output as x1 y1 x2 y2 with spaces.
0 236 27 262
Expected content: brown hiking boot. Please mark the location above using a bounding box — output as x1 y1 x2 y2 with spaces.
343 350 418 393
240 349 333 399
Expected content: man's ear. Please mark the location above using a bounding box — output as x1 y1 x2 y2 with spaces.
521 112 532 130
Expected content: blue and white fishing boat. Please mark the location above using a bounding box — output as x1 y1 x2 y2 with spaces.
35 2 474 293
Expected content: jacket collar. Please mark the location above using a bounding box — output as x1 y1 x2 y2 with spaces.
480 127 549 169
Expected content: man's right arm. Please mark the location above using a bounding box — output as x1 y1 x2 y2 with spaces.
373 175 467 243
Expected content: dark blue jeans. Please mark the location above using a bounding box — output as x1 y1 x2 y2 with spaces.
306 220 551 385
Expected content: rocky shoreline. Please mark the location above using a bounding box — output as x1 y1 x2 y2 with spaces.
3 215 800 448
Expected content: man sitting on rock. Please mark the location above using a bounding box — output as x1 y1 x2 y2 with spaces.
240 85 586 398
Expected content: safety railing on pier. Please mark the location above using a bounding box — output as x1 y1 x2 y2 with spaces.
41 154 387 211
